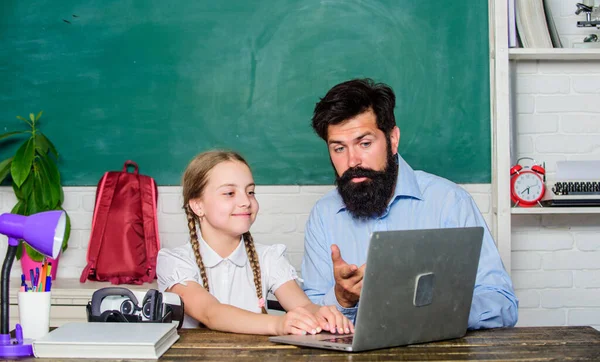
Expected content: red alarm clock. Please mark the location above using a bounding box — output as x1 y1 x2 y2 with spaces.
510 157 546 207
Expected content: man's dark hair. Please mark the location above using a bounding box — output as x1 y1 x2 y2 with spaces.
311 78 396 140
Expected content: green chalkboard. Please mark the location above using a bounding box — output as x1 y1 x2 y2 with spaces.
0 1 490 185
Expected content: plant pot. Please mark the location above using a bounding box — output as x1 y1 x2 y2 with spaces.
20 250 59 281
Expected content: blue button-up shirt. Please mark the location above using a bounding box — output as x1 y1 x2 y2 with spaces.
301 155 518 330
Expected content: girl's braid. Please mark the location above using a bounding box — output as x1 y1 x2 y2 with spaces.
185 205 209 292
243 231 267 314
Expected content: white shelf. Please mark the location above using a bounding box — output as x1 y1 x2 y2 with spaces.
511 207 600 214
509 48 600 60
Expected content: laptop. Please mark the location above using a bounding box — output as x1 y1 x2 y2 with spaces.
269 226 484 352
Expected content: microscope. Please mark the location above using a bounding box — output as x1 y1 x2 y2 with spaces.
575 2 600 45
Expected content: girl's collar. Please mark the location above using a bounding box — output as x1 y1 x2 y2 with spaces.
197 234 248 267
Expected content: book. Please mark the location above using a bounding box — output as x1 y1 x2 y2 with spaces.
508 0 518 47
515 0 553 48
32 322 179 359
542 0 562 48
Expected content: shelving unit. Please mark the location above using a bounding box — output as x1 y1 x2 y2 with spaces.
511 207 600 215
490 0 600 273
490 0 513 272
509 48 600 60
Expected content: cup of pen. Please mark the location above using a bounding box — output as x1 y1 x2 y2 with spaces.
17 290 52 340
18 262 54 340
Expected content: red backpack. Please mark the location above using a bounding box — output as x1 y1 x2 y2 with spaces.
80 161 160 285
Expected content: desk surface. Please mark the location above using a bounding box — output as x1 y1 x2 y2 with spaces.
29 325 600 361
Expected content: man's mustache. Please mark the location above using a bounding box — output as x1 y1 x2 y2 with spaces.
338 167 383 184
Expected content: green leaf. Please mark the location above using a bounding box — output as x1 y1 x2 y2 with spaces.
33 157 59 209
25 195 42 216
37 154 57 184
29 113 35 122
43 152 61 184
13 172 33 200
15 242 23 261
37 155 61 207
35 133 59 158
35 134 49 154
16 115 32 126
25 244 44 262
58 183 64 204
12 181 23 199
11 200 27 215
0 157 12 184
32 162 48 209
0 130 27 141
11 138 35 187
35 110 43 121
58 208 71 253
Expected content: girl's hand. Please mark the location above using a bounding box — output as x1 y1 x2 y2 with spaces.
276 306 323 335
314 305 354 335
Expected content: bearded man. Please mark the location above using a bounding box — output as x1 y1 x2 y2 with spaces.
301 79 518 330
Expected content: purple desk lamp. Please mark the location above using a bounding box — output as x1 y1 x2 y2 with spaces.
0 210 66 358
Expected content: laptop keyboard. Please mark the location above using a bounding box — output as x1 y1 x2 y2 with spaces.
322 336 354 344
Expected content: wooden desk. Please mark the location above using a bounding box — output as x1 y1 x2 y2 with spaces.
161 326 600 361
25 326 600 361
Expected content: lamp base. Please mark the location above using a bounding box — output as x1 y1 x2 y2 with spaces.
0 333 34 358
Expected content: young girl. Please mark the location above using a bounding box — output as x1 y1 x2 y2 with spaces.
157 150 354 335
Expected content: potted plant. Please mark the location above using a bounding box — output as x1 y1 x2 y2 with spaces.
0 111 70 279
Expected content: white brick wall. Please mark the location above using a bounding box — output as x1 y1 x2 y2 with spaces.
510 0 600 331
0 184 492 282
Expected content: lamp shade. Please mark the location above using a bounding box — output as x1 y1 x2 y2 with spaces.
23 211 66 259
0 210 66 259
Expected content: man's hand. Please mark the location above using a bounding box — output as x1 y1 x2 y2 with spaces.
331 244 366 308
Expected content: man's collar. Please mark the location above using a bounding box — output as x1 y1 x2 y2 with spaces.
333 154 424 214
198 234 248 267
393 154 424 201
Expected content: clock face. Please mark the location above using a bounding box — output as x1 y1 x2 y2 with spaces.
512 172 544 203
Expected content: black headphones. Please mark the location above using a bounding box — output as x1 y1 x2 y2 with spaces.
115 289 163 321
87 287 176 326
142 289 163 321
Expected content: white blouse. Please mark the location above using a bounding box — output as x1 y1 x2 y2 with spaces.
157 236 298 328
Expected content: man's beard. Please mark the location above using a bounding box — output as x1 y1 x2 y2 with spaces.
335 146 398 220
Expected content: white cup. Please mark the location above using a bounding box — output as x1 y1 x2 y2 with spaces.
17 291 52 340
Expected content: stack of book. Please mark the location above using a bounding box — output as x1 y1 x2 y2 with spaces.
510 0 562 48
33 322 179 359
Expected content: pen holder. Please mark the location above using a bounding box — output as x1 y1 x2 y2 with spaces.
20 253 59 281
17 291 52 340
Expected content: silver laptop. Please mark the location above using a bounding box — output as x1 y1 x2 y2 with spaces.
269 226 484 352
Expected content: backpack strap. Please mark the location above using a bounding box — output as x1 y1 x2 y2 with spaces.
138 174 160 283
80 171 119 283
